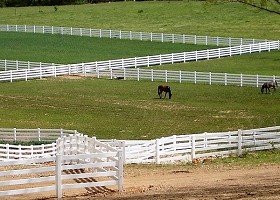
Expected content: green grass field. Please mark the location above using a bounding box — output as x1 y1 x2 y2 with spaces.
0 31 279 75
0 1 279 141
0 1 279 40
0 31 217 64
1 78 279 140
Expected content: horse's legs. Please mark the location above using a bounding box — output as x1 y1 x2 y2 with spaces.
159 92 162 99
164 92 167 98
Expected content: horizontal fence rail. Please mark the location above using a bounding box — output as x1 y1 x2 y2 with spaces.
0 128 77 142
0 135 123 198
0 126 280 164
104 126 280 164
0 59 60 71
0 142 56 160
0 41 279 86
1 62 277 88
1 41 279 72
99 68 279 87
0 24 272 46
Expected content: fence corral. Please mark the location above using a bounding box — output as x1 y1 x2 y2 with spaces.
0 134 123 198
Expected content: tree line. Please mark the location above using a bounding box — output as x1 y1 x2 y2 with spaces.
0 0 279 15
0 0 119 7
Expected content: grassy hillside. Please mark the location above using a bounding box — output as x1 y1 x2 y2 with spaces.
0 1 279 40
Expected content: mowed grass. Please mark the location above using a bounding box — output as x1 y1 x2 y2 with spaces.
0 77 279 140
0 32 216 64
0 1 279 40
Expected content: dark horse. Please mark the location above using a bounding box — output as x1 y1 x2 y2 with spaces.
158 85 172 99
261 80 278 94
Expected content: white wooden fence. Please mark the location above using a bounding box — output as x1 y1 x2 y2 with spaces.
100 68 279 87
0 142 57 160
0 59 59 71
106 126 280 164
0 128 77 142
0 61 278 87
0 135 123 198
0 24 271 46
1 40 279 72
0 126 280 164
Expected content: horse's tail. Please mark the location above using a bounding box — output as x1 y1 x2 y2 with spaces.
275 80 278 87
261 84 265 94
158 85 161 95
168 86 172 99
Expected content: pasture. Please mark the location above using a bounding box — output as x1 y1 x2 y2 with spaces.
0 1 279 40
0 31 217 64
0 2 280 199
0 1 279 139
0 77 279 140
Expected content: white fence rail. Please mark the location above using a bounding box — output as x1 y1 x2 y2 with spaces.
0 126 280 164
0 142 56 160
0 24 271 46
109 126 280 164
0 63 278 87
0 128 77 142
0 135 123 198
0 59 60 71
100 68 279 87
1 40 279 73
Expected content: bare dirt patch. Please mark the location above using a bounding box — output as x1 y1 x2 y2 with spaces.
4 163 280 200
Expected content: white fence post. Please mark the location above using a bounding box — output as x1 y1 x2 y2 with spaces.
13 128 17 142
179 70 182 83
238 129 243 155
6 144 9 159
117 150 124 192
191 135 196 160
225 73 227 86
55 154 62 199
155 139 160 164
38 128 41 141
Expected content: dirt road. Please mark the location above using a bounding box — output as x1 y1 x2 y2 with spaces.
6 163 279 200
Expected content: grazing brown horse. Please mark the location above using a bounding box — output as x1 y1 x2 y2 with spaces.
261 80 278 94
158 85 172 99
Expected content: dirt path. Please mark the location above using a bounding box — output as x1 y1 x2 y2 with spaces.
5 163 279 200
